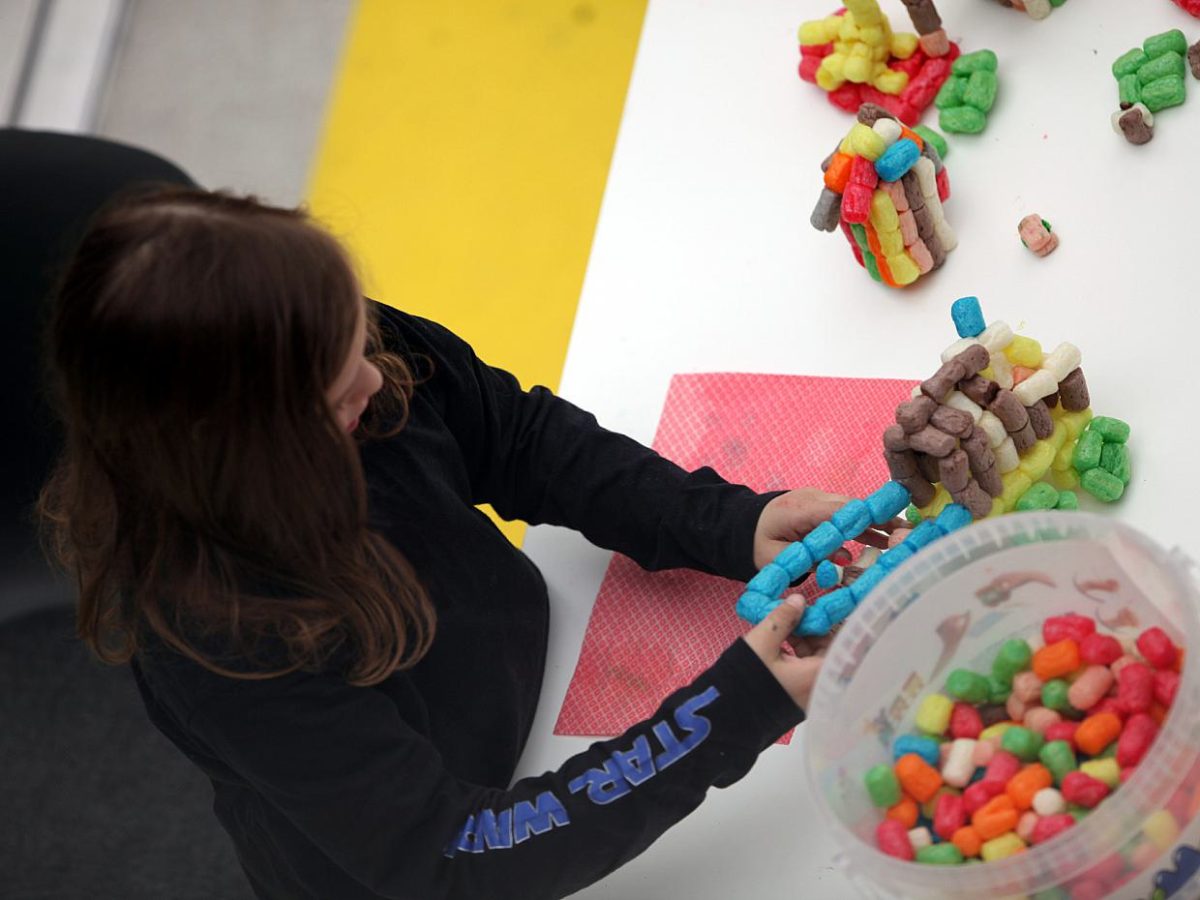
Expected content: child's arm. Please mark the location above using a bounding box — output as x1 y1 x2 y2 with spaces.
378 306 777 583
186 602 813 900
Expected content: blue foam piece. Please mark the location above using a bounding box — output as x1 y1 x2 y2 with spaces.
796 605 832 637
874 138 921 182
904 519 945 551
850 564 887 599
893 734 941 767
969 766 987 785
936 503 974 534
818 588 856 627
735 589 774 624
802 521 845 562
831 499 872 539
747 562 789 599
866 481 911 525
878 540 917 572
815 559 841 589
773 541 815 579
951 296 986 338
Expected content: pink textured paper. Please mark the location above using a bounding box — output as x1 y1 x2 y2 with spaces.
554 372 918 742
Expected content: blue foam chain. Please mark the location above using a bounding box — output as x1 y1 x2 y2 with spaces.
735 485 973 637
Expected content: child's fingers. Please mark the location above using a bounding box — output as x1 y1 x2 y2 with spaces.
744 594 807 659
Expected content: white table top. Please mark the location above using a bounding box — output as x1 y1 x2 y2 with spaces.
515 1 1200 896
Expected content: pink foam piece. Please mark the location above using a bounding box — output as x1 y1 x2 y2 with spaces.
554 373 919 743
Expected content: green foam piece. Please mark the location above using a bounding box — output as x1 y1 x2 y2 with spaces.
906 503 923 525
1100 442 1132 485
1118 73 1141 107
1082 467 1125 502
1001 725 1044 762
1016 482 1059 511
1113 48 1148 79
1040 740 1077 785
1041 678 1074 712
850 222 869 251
992 638 1032 682
1056 490 1079 511
863 249 883 282
865 763 901 807
1089 415 1131 443
963 70 998 113
1144 29 1188 60
917 844 964 865
988 674 1012 704
946 669 991 704
935 75 967 109
1138 50 1185 86
953 49 998 75
1048 0 1066 6
912 125 948 159
1072 430 1103 473
1143 74 1187 112
940 105 987 135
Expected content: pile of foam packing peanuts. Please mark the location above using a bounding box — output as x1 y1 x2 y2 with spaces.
886 297 1130 524
811 103 954 287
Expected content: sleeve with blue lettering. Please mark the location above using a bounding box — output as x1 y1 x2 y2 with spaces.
376 306 781 583
189 638 802 900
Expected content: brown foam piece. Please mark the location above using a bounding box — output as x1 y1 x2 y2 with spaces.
939 448 971 493
989 389 1029 433
1043 390 1060 411
1027 400 1054 440
1189 40 1200 80
1059 367 1090 412
912 202 935 239
959 374 999 406
885 449 919 480
919 29 950 58
922 360 968 402
927 231 948 269
963 428 995 472
896 395 938 433
1010 420 1037 453
931 405 974 438
898 473 937 507
909 424 957 457
976 464 1004 498
1118 108 1153 145
952 344 991 377
857 103 895 126
902 171 926 212
883 424 910 451
953 481 995 519
916 451 941 484
901 0 943 34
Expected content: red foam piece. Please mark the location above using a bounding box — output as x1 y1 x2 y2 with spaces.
554 373 918 743
1172 0 1200 14
799 55 823 83
828 83 864 112
936 168 951 202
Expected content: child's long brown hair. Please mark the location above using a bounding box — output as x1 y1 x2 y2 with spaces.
38 189 435 686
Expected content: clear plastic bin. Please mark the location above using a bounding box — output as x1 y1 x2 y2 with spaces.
804 512 1200 899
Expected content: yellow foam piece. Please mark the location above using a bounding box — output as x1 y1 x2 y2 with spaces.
869 187 900 228
1053 440 1075 472
980 722 1013 741
817 55 848 91
889 32 920 59
838 15 863 43
919 485 953 519
1000 471 1034 509
1050 468 1080 491
1048 421 1069 452
1080 758 1120 789
799 17 841 45
845 0 885 28
859 25 886 47
1061 408 1094 440
874 68 909 95
887 253 920 285
988 497 1008 518
879 228 905 257
307 0 647 546
979 366 995 382
1004 335 1045 368
1143 809 1181 853
981 833 1027 862
1019 441 1055 482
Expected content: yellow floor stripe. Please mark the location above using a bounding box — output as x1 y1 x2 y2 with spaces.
307 0 647 545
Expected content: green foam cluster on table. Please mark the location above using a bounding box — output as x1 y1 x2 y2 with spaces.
937 51 998 134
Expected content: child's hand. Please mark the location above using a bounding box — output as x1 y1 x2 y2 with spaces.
743 593 824 710
753 488 905 570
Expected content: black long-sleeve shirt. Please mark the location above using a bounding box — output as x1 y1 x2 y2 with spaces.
130 305 803 900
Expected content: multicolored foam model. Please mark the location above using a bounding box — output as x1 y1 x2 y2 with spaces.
887 297 1133 524
811 103 955 288
735 480 974 637
798 0 959 124
990 0 1067 21
1111 29 1196 145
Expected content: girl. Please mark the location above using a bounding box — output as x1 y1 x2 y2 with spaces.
40 189 899 900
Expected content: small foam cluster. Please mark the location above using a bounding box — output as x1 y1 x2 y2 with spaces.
735 482 974 638
935 50 999 135
989 0 1067 21
798 0 958 124
811 104 955 288
887 297 1132 523
868 615 1183 872
1111 29 1200 145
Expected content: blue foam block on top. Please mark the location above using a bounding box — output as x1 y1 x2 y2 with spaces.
951 296 986 338
747 562 789 599
773 541 815 579
936 503 974 534
818 588 856 627
893 734 941 767
735 589 773 624
796 605 832 637
815 559 841 589
803 521 845 561
831 499 872 539
874 138 921 182
866 481 912 525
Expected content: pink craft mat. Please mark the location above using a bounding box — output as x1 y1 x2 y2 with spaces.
554 372 918 744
